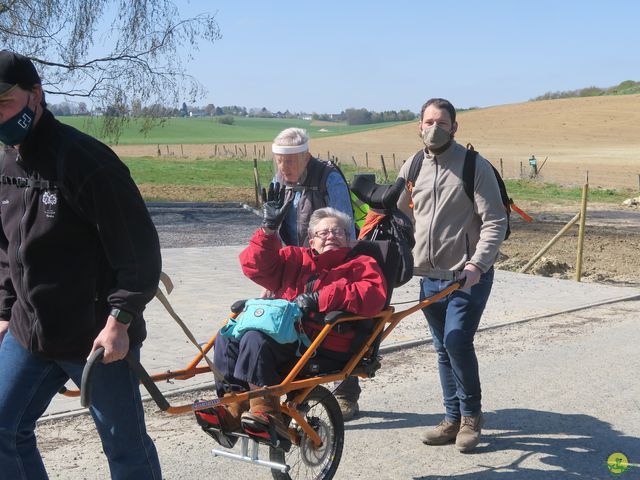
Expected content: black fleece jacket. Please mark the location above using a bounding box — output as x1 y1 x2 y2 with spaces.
0 110 161 361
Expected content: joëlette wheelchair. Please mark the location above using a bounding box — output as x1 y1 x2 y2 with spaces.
72 178 464 480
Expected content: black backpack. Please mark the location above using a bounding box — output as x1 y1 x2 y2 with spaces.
406 144 512 240
360 208 415 287
350 176 416 287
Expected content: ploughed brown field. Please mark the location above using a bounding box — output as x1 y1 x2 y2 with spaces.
114 94 640 190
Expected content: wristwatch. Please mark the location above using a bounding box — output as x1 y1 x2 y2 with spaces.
110 308 134 325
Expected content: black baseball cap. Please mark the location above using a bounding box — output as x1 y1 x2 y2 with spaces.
0 50 41 96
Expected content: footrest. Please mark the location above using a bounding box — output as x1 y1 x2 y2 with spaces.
212 436 289 473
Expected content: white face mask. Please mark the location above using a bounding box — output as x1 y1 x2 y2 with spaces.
421 124 452 150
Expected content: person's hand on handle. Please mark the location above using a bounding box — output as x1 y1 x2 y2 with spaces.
261 182 292 232
460 263 482 289
0 320 9 347
88 315 130 363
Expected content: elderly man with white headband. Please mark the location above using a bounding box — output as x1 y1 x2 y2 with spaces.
271 127 355 247
268 127 361 420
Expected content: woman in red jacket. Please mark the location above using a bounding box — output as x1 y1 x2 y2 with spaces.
202 189 387 449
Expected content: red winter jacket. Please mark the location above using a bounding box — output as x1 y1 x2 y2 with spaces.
239 228 388 354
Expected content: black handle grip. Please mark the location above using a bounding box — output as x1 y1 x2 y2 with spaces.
80 347 169 411
80 347 105 408
125 352 170 411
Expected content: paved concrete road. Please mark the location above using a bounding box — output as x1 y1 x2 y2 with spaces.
40 297 640 479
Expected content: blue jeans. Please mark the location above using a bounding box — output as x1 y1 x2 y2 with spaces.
213 330 345 397
420 268 494 422
0 331 161 480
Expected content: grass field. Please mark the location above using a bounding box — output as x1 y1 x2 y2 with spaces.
59 116 411 145
123 157 634 204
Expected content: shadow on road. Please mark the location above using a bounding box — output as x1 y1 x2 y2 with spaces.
350 408 639 478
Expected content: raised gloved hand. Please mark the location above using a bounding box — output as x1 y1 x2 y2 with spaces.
261 182 292 230
294 291 319 315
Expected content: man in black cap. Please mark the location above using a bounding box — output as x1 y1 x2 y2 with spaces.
0 50 163 479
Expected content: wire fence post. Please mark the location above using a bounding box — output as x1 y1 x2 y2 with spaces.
253 158 261 207
380 155 388 182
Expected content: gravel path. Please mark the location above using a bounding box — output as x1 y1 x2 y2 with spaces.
149 202 262 248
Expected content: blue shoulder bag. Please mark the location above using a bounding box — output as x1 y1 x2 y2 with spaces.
220 298 311 353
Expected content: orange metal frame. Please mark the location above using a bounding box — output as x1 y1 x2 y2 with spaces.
62 281 461 446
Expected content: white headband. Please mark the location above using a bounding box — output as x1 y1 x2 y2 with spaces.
272 142 309 155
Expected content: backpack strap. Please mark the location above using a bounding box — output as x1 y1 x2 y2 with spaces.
305 274 319 294
462 148 478 204
406 149 425 209
406 150 425 192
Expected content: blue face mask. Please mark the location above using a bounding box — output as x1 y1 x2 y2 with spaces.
0 104 35 146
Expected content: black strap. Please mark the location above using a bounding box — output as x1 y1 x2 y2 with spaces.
0 174 58 191
462 149 478 204
407 150 425 186
305 274 319 294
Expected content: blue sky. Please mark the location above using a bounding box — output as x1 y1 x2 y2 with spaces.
95 1 640 114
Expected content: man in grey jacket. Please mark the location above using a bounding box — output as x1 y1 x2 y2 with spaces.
397 98 507 452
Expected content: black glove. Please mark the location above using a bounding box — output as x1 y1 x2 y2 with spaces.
261 182 292 230
294 291 319 315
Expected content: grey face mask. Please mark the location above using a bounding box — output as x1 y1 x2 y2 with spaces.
421 124 452 150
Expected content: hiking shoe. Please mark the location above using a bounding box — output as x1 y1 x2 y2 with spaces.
336 398 359 421
241 410 292 451
241 395 292 451
420 419 460 445
455 413 484 453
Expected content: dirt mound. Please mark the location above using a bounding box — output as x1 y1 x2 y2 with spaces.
497 201 640 287
622 196 640 207
529 257 572 277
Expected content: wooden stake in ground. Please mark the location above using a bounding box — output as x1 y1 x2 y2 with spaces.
253 158 261 207
380 155 388 182
520 213 580 274
575 181 589 282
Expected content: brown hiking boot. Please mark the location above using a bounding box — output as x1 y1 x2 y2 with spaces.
336 398 360 421
420 419 460 445
219 394 249 432
241 394 291 451
455 413 484 452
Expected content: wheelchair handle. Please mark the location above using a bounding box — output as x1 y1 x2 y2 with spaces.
80 346 170 411
81 347 105 408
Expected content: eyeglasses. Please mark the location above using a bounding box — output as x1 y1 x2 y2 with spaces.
313 228 346 239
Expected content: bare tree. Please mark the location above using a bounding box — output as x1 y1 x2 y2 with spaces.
0 0 221 140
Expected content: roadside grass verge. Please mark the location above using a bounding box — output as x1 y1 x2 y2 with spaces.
124 157 635 205
504 179 632 204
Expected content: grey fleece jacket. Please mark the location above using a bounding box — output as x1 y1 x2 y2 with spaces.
397 141 507 275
